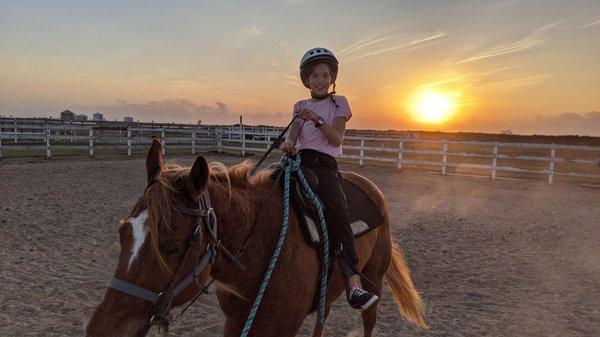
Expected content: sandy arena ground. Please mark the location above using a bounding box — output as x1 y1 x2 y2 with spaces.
1 154 599 337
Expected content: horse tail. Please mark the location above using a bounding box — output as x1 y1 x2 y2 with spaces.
385 238 428 329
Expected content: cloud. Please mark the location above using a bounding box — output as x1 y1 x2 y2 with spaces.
517 111 600 136
248 24 263 35
339 28 447 61
578 16 600 29
99 98 291 126
108 99 236 124
457 20 566 64
476 73 551 91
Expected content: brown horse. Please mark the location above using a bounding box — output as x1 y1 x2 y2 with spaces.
86 139 427 337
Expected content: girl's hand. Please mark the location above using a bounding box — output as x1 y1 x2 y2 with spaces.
280 140 298 155
297 108 319 123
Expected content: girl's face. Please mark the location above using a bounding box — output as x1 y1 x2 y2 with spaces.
307 63 333 96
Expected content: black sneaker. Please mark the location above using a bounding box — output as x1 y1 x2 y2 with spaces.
347 287 379 310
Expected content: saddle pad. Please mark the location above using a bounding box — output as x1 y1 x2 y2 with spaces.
292 175 384 248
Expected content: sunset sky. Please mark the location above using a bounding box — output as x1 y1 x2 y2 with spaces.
1 0 599 135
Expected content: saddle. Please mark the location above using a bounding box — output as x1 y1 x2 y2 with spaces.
267 163 384 249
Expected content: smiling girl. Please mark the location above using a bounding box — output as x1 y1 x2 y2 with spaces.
280 47 379 310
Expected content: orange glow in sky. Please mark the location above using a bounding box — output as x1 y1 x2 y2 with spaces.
408 90 460 124
0 2 599 135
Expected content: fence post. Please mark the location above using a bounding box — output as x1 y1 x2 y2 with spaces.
14 121 18 143
548 146 556 184
241 125 246 156
492 144 498 180
89 129 94 157
397 140 403 169
71 130 75 143
359 137 365 166
0 127 3 159
127 129 132 156
266 134 270 156
45 126 51 158
192 129 196 155
442 142 448 175
218 128 223 153
118 129 122 144
161 129 166 155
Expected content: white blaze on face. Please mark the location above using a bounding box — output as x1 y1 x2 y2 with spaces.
127 210 149 270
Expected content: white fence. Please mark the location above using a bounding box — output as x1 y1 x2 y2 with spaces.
2 124 599 184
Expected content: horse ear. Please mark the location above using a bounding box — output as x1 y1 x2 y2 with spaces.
187 155 209 198
146 138 164 184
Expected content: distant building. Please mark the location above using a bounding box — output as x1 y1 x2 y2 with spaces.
60 110 75 120
123 116 134 123
92 112 104 121
74 114 88 121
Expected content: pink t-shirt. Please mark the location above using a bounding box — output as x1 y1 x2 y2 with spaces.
291 95 352 158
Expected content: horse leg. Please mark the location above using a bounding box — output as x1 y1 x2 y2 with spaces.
359 226 391 337
361 273 383 337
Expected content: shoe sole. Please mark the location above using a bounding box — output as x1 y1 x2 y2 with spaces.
360 295 379 310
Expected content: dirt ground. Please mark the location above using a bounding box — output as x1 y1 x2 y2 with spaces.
1 154 599 337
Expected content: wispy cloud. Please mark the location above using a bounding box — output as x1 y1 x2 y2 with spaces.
457 20 565 64
578 16 600 28
478 73 551 91
339 27 447 61
338 22 408 56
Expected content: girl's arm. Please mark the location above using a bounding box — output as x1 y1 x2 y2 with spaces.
317 117 346 147
298 108 347 146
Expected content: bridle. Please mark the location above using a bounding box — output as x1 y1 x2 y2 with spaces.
107 188 245 336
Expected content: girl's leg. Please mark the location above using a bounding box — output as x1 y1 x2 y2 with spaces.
299 150 378 309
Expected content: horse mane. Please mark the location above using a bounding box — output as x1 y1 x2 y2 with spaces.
144 160 273 274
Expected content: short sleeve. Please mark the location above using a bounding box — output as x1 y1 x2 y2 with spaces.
334 96 352 122
292 101 300 118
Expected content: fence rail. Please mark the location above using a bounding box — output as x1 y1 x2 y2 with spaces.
1 124 599 184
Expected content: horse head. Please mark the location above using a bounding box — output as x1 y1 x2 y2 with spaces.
86 139 214 337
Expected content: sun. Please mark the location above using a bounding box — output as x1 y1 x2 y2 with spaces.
408 90 459 124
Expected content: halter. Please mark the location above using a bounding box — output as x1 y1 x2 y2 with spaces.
107 189 245 335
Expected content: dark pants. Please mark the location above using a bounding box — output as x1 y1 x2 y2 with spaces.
298 149 359 277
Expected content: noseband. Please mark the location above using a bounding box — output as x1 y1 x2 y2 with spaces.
107 189 244 335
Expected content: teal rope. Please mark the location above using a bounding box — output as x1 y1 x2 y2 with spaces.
240 154 329 336
293 157 330 326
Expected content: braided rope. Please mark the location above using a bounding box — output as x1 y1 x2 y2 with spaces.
240 154 329 336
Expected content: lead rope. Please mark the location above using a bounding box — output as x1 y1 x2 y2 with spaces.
292 155 330 328
240 154 329 337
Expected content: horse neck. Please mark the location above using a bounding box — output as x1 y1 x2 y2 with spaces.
208 181 272 252
209 180 285 281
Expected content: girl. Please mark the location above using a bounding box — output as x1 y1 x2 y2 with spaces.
280 47 379 310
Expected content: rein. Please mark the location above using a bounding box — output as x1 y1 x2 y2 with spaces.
250 114 299 176
240 154 330 336
106 189 245 335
